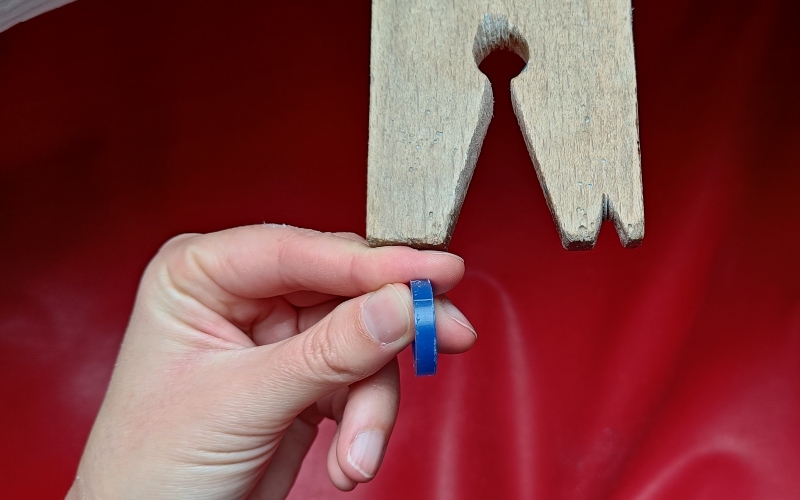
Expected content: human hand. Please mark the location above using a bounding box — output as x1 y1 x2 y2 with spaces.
66 225 475 500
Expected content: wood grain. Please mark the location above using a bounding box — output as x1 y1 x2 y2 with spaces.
366 0 643 250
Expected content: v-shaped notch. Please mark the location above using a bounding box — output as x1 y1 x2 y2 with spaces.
367 1 643 250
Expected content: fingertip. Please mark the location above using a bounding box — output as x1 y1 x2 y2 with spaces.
440 297 475 337
345 430 386 481
419 249 464 264
332 473 357 492
434 296 477 354
335 361 399 484
418 250 465 294
328 427 357 491
362 245 464 295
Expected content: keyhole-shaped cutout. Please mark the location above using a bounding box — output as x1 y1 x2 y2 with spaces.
475 14 530 145
367 4 643 250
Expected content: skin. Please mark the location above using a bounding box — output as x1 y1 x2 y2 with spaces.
66 225 476 500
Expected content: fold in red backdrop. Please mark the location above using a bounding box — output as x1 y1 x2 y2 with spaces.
1 1 799 498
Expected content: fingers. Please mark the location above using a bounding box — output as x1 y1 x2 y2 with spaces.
249 297 343 347
283 291 338 307
332 359 400 484
160 225 464 301
435 296 477 354
329 232 368 244
248 283 475 413
250 294 477 354
296 299 344 332
250 297 298 346
247 416 319 500
327 426 356 491
291 295 476 353
256 283 413 411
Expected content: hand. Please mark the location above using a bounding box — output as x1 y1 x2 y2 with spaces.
67 225 476 500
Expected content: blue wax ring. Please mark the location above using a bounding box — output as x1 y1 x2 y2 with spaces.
410 279 437 376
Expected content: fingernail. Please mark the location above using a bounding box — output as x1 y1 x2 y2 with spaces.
347 430 386 479
362 285 410 344
442 299 477 338
420 250 464 262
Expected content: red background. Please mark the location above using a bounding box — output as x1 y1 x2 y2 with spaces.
1 0 799 498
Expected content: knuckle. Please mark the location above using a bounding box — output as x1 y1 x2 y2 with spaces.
347 253 372 293
149 234 201 274
159 233 200 258
158 234 206 282
141 234 208 305
302 331 349 380
300 327 369 383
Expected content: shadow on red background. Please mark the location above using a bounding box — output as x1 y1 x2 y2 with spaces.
1 0 799 498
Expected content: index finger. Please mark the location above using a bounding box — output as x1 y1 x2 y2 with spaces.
165 225 465 300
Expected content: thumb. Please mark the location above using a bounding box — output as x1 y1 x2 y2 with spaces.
258 283 414 412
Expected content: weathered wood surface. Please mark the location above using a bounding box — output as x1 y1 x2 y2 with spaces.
366 0 644 250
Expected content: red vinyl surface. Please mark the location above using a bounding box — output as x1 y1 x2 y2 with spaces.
1 1 799 498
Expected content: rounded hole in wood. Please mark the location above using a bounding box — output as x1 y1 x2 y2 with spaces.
472 14 530 66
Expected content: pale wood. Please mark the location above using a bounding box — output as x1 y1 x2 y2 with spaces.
366 0 644 250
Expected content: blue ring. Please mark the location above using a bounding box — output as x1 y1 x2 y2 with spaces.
410 279 437 376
